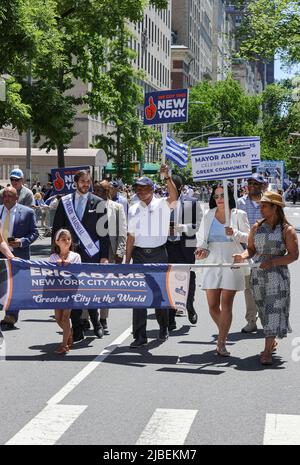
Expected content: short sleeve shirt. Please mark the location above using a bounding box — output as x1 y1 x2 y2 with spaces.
237 195 262 227
128 197 171 248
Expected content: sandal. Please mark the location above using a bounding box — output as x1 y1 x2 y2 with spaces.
54 345 69 355
216 345 230 357
67 331 73 349
260 341 278 356
260 352 273 365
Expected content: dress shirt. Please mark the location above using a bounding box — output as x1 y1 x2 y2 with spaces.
237 195 262 227
0 205 18 239
0 204 19 249
128 197 171 248
74 192 89 219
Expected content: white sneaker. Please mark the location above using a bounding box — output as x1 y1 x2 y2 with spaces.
241 322 257 333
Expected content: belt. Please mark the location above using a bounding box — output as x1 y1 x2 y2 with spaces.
135 245 166 254
256 253 282 257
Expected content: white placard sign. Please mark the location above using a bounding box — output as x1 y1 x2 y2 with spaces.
208 136 260 167
191 145 252 182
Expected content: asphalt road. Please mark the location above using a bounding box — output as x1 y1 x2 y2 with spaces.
1 204 300 446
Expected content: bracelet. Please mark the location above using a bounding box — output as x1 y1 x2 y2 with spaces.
164 176 171 181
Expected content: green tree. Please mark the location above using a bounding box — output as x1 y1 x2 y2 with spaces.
0 0 168 167
235 0 300 65
176 76 261 143
92 24 161 181
259 80 300 174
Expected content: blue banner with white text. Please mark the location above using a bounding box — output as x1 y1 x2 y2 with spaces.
0 260 190 311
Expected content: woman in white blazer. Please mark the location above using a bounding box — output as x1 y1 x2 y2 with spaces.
195 184 250 356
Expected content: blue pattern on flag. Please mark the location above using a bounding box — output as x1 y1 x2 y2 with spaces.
166 136 188 167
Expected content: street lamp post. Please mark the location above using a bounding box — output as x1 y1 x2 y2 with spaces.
185 130 221 144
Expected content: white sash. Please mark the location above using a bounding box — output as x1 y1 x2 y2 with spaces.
61 194 100 258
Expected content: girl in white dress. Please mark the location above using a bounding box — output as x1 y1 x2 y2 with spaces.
49 229 81 354
195 185 250 357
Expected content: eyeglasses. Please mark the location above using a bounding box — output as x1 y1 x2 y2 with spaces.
213 193 224 200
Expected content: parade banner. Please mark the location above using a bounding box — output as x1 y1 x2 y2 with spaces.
191 145 252 181
208 136 261 167
51 166 92 194
255 160 285 189
144 88 188 125
0 260 190 312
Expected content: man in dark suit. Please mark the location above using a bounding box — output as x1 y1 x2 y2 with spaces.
166 175 203 330
52 170 109 342
0 186 39 329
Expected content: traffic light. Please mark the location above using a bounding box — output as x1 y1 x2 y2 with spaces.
288 135 294 144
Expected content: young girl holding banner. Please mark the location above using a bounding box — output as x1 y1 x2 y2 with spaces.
195 184 250 357
49 229 81 354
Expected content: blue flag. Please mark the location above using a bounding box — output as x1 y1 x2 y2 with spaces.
166 136 188 167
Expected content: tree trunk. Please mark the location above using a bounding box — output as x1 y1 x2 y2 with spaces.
57 144 65 168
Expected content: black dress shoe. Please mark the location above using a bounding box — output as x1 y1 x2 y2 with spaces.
94 327 103 338
158 328 169 341
130 339 148 348
0 322 16 331
188 311 198 325
168 321 177 331
72 330 84 342
100 319 110 335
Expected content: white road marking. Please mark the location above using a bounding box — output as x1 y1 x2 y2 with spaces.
5 326 132 445
264 414 300 445
48 326 132 405
6 404 87 445
136 408 198 445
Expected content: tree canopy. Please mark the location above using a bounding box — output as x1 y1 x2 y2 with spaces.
176 76 261 144
235 0 300 65
0 0 168 166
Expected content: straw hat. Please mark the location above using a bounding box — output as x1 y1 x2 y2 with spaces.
260 191 285 208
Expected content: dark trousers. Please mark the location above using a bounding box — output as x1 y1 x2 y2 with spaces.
166 241 196 323
132 246 169 341
71 309 100 331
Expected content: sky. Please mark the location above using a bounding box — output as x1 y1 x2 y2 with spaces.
274 58 300 81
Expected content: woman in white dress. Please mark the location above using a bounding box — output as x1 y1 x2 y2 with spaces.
195 184 250 356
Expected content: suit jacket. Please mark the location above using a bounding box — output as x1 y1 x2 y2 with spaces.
196 207 250 253
0 204 39 259
52 192 109 263
171 196 203 263
105 199 127 261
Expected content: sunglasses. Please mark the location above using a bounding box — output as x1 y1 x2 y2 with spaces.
248 181 260 186
213 193 224 200
10 178 21 182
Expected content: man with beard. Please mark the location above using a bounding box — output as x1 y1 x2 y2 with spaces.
52 170 109 342
237 173 265 333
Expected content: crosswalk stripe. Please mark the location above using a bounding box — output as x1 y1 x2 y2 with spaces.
136 408 198 445
6 404 87 445
264 414 300 445
5 325 132 445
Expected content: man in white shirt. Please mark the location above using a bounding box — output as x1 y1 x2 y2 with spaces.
126 166 177 348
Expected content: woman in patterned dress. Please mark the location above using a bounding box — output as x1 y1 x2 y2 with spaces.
233 191 299 365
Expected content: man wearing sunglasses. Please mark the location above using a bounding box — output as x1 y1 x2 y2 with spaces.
237 173 265 333
0 169 34 208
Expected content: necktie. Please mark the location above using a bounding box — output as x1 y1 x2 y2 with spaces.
76 196 85 221
2 209 10 242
